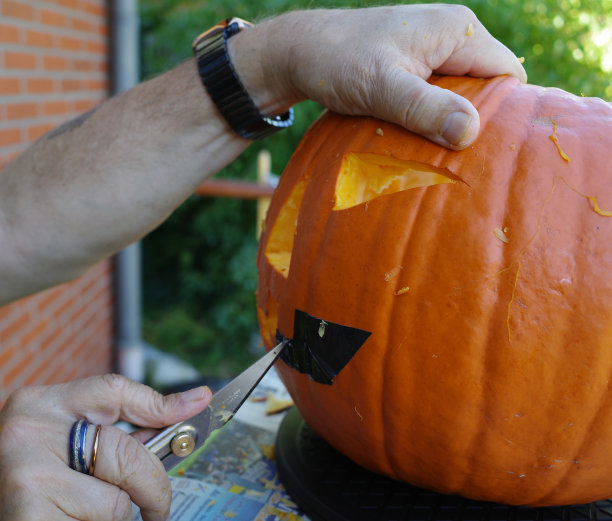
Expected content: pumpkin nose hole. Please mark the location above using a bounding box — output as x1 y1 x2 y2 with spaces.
333 153 456 210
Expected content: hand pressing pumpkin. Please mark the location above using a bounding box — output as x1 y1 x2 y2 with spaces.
257 75 612 506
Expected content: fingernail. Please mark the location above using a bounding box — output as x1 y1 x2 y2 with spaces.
440 112 473 147
180 386 212 402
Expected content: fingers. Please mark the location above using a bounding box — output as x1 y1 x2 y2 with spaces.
422 5 527 83
93 425 171 521
1 378 209 521
48 463 133 521
0 446 132 521
259 5 526 150
54 374 212 428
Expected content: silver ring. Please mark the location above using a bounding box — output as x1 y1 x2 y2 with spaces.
69 419 90 474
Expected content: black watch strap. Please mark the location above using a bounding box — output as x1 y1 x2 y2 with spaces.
192 18 294 140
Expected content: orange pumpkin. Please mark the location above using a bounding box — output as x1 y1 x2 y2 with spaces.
256 75 612 506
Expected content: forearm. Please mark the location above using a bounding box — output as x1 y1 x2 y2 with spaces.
0 62 229 301
0 14 298 304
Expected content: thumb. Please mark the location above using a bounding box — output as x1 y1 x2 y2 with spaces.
385 70 480 150
59 374 213 428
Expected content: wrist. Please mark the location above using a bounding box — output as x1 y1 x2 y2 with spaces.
193 17 296 140
226 15 304 117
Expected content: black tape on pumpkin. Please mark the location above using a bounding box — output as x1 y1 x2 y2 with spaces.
276 309 371 385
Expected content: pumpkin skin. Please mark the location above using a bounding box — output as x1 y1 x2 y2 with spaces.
256 75 612 506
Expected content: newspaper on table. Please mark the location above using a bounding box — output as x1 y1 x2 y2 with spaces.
133 368 311 521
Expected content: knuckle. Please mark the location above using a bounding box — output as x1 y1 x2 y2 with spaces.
100 373 130 394
0 414 39 456
149 390 170 418
447 4 476 22
2 465 34 507
114 433 142 483
111 490 133 521
3 386 40 410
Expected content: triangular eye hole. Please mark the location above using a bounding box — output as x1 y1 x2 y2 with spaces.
264 174 310 279
333 153 456 210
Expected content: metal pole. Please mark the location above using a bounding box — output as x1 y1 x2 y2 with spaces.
111 0 144 382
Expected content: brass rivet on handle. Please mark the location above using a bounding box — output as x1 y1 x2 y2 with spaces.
170 432 195 458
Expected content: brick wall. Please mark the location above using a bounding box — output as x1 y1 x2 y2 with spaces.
0 0 113 402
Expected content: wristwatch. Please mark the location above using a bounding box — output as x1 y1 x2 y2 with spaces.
192 18 294 140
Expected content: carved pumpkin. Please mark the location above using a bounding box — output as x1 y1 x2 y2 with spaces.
256 75 612 506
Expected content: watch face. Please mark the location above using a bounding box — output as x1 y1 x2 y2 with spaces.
226 17 252 31
192 17 252 50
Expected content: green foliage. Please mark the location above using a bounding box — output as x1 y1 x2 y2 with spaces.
140 0 611 380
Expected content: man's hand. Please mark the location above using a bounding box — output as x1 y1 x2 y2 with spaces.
0 375 211 521
233 5 527 149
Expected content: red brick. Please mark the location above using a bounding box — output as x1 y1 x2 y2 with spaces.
60 35 83 52
27 77 55 94
0 306 15 324
20 318 50 349
0 312 30 342
43 100 70 116
73 59 94 71
0 128 21 147
43 54 69 71
2 1 35 22
37 285 65 312
72 17 92 33
52 295 77 322
0 77 20 95
25 28 56 48
88 79 108 91
63 364 82 383
0 23 20 44
44 360 69 385
28 123 56 141
6 102 38 120
0 0 113 393
83 1 106 17
5 51 37 69
60 78 82 92
23 358 52 386
0 345 16 368
40 8 68 28
39 324 65 354
58 0 81 9
95 23 108 38
3 351 35 387
86 40 106 54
